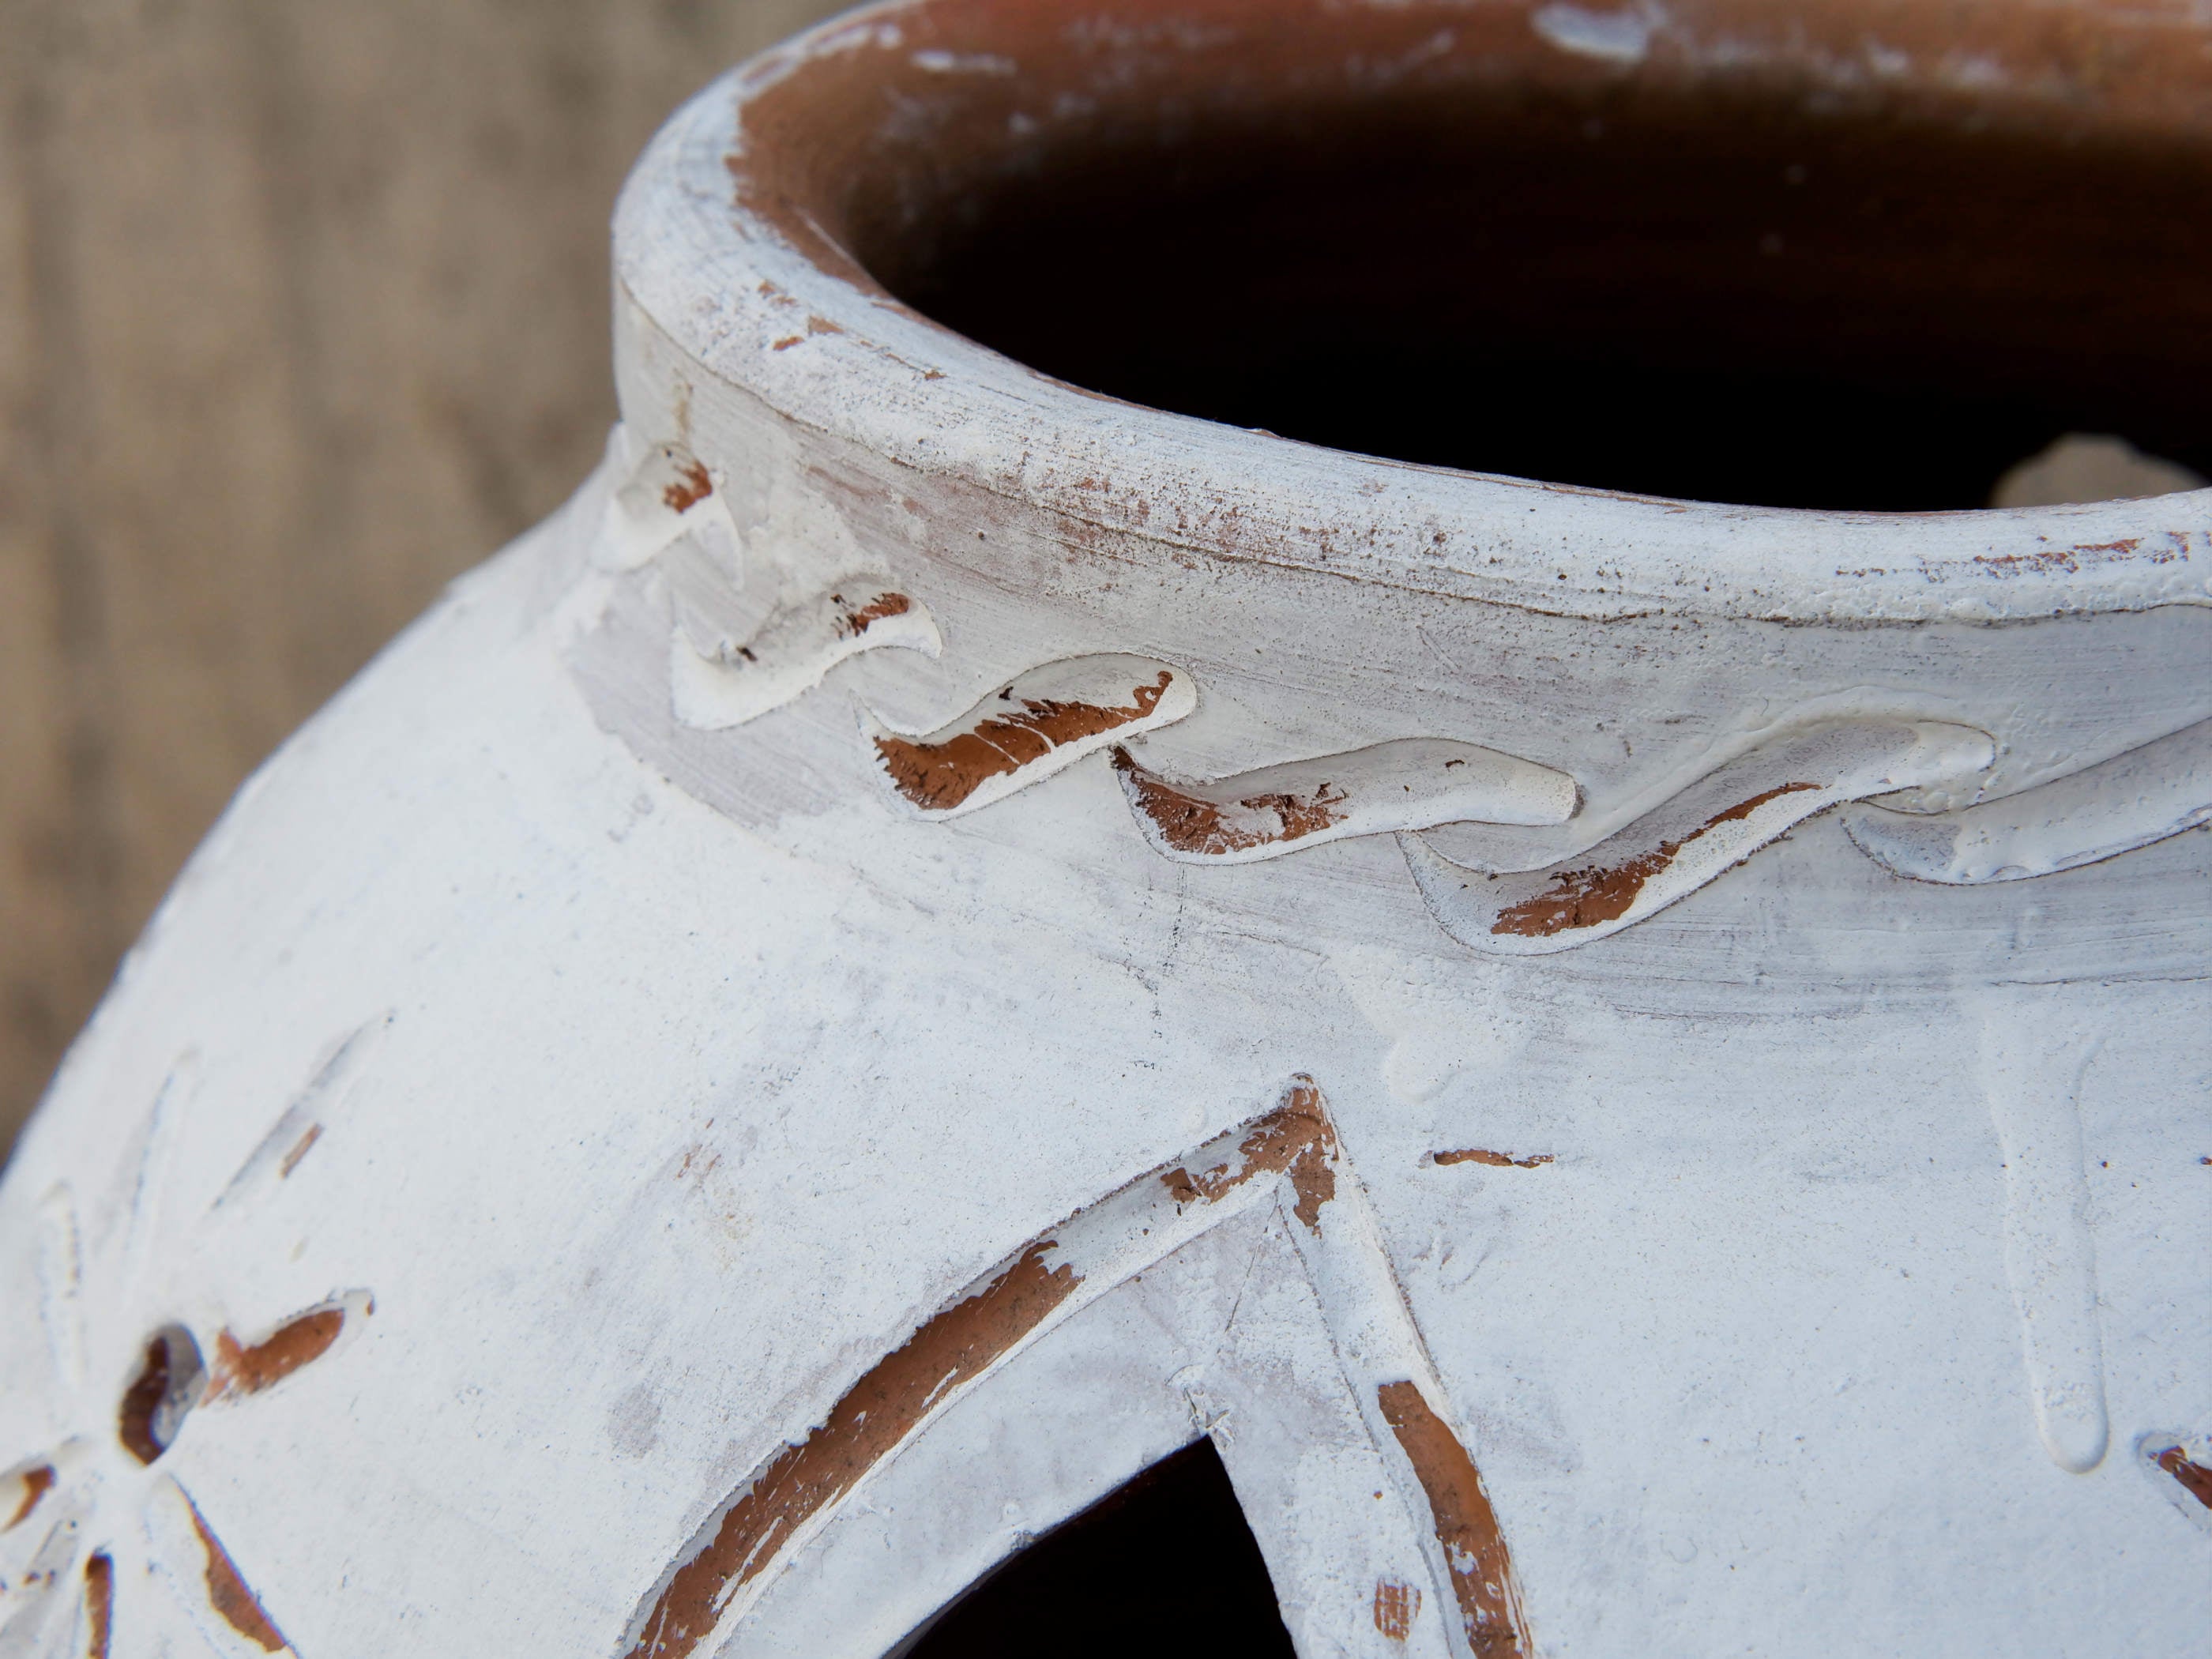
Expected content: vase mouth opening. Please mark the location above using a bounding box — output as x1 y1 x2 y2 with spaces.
726 0 2212 514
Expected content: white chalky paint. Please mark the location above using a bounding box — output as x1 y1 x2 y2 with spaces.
1975 988 2111 1474
1 4 2206 1653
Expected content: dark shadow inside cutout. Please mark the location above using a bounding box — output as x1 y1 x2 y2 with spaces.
893 1438 1296 1659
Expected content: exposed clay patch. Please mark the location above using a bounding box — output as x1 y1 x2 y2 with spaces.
1374 1578 1421 1639
206 1306 348 1401
2156 1445 2212 1510
116 1341 167 1459
276 1124 322 1179
186 1494 288 1652
831 591 912 638
626 1241 1081 1659
1492 845 1676 937
1377 1380 1530 1659
2 1463 54 1530
1161 1078 1337 1233
1432 1149 1554 1170
84 1552 113 1659
1112 738 1575 865
769 315 846 352
875 671 1174 812
1492 782 1818 937
1113 747 1347 854
118 1327 203 1465
660 458 713 514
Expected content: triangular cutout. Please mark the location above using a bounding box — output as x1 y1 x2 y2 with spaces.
895 1439 1295 1658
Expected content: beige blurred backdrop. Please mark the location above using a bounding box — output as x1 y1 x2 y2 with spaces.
0 0 851 1158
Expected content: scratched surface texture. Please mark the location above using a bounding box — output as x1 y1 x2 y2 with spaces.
0 0 848 1158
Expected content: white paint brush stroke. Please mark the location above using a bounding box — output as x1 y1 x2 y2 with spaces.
1974 989 2109 1474
1115 738 1577 865
213 1013 392 1211
672 585 941 731
1401 721 1994 954
1845 716 2212 883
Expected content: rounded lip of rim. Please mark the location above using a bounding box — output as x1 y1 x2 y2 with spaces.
610 20 2212 626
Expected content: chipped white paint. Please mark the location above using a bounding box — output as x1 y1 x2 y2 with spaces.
1402 721 1995 954
862 655 1197 817
599 441 741 574
1115 739 1576 864
1 2 2207 1655
2134 1431 2212 1533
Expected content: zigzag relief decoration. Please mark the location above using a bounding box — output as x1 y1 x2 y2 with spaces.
1399 721 1996 954
600 441 739 574
671 584 940 732
619 1078 1533 1659
1844 715 2212 884
601 439 943 733
601 437 2208 943
1112 738 1577 863
864 656 1198 816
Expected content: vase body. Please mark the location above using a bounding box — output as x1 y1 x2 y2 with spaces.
2 3 2208 1656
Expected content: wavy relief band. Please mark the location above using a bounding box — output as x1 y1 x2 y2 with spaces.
599 439 739 573
1112 738 1578 865
865 655 1198 817
672 584 941 731
1843 715 2212 884
1401 720 1996 955
619 1077 1529 1659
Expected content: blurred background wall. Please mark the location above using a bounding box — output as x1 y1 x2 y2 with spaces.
0 0 852 1159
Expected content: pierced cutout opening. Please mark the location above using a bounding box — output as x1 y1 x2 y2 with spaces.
897 1439 1294 1659
117 1325 205 1465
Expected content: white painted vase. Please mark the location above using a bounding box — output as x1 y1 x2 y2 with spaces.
4 3 2208 1655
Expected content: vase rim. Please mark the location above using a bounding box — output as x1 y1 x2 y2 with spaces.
614 0 2212 625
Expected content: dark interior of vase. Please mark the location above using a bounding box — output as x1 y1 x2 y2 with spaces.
897 1439 1292 1658
852 82 2212 510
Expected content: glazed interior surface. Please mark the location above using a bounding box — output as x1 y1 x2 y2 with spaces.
746 2 2212 510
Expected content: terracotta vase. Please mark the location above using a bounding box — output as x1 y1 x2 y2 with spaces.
3 2 2207 1654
